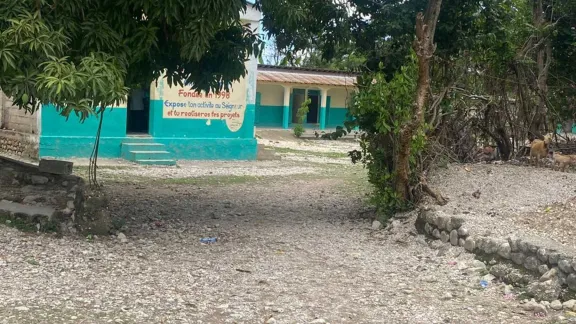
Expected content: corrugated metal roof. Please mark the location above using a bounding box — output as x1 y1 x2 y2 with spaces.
257 71 357 87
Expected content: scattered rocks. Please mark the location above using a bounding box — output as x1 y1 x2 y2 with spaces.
538 264 549 275
521 300 548 315
30 175 49 185
563 299 576 310
481 274 496 282
464 237 475 252
440 292 453 300
458 238 465 247
559 259 573 274
523 256 540 271
534 304 548 315
483 238 499 254
310 319 327 324
449 230 458 246
450 217 465 229
14 306 29 311
371 220 382 230
508 237 519 252
117 232 128 243
540 268 558 282
22 195 43 204
526 279 562 302
504 269 526 285
440 231 450 243
457 227 469 237
549 252 560 265
537 248 549 263
567 274 576 290
489 264 511 278
510 252 525 266
435 216 448 230
429 240 444 250
471 260 486 270
551 300 563 310
497 242 511 259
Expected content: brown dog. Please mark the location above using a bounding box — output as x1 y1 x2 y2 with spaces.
530 135 552 167
550 151 576 172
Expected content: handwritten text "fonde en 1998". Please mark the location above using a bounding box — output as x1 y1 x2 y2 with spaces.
178 89 231 99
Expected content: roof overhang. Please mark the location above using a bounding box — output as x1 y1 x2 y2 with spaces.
257 66 358 88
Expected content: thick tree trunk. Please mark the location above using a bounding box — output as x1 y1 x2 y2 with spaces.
395 0 443 201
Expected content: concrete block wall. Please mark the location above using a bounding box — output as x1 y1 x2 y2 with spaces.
0 91 39 159
0 92 39 134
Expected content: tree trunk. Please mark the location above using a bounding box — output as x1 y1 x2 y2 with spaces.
395 0 443 201
495 128 512 161
531 0 552 138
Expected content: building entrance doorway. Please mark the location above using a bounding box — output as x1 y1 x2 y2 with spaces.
126 87 150 134
306 94 320 124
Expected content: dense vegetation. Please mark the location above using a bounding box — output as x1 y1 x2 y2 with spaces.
261 0 576 216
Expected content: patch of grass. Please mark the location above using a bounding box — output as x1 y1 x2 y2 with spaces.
111 217 126 231
0 213 35 232
26 258 40 266
73 165 133 175
272 146 349 159
159 175 261 186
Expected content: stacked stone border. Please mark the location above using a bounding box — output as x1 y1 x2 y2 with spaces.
0 155 112 235
416 207 576 302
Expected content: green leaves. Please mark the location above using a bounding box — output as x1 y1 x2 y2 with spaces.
0 0 262 119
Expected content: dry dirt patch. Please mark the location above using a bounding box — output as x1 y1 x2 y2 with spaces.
427 162 576 251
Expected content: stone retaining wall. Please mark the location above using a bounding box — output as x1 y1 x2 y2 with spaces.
0 155 112 235
417 207 575 304
0 129 38 160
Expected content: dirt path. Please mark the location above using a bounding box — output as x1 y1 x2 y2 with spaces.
0 170 549 324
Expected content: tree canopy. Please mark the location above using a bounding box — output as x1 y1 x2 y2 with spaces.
0 0 262 120
258 0 576 213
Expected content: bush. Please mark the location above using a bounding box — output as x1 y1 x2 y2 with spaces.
349 57 423 219
293 98 311 138
293 124 305 137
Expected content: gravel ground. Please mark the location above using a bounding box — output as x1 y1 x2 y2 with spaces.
0 177 548 324
256 129 359 155
427 162 576 252
0 136 565 323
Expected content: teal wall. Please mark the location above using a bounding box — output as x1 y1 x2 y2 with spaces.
39 105 127 158
41 104 126 137
155 137 257 160
39 101 258 161
148 100 255 139
253 91 351 129
255 105 284 127
326 107 349 128
556 123 576 134
148 100 257 160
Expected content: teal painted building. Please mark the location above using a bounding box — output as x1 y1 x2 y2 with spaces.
0 9 365 164
255 65 358 131
34 5 262 164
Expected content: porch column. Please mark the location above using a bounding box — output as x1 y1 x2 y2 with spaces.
282 85 291 129
319 88 329 130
